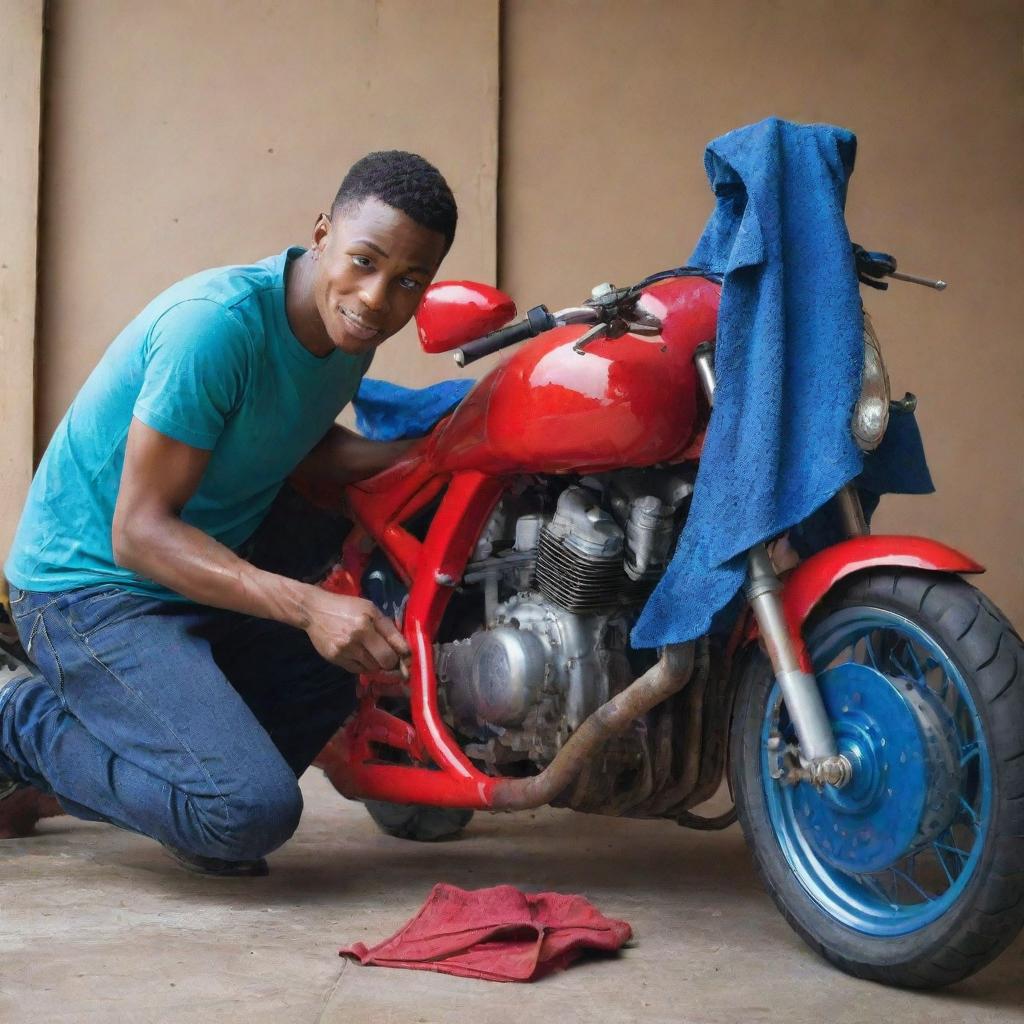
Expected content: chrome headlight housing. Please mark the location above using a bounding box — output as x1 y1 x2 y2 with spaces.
852 311 890 452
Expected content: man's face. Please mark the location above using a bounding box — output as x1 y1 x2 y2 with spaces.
311 196 447 356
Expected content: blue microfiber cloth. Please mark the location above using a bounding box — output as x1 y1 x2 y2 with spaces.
631 117 930 648
353 377 473 442
788 404 934 559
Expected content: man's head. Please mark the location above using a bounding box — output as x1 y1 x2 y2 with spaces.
309 151 457 356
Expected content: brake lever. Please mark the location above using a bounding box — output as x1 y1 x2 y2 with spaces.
572 322 609 354
572 316 663 355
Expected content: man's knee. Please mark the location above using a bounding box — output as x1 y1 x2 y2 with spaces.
233 772 303 859
198 769 303 861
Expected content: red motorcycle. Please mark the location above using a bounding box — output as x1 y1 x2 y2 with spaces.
313 266 1024 988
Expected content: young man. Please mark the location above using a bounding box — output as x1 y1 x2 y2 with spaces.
0 150 457 875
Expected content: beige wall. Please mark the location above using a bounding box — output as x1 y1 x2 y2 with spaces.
502 0 1024 625
0 0 44 564
19 0 1024 625
38 0 498 440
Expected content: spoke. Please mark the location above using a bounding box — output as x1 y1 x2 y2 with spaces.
931 842 956 886
862 632 881 671
902 641 926 682
960 741 980 767
933 840 969 863
888 637 913 678
957 703 976 745
891 866 935 902
887 867 903 901
934 826 970 862
959 796 981 832
922 658 944 696
858 872 899 909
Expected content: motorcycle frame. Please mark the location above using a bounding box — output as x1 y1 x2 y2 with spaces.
314 440 985 811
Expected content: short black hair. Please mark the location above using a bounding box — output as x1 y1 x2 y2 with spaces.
332 151 458 256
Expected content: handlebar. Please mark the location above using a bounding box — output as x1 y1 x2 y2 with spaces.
452 249 945 368
853 244 946 291
454 305 599 367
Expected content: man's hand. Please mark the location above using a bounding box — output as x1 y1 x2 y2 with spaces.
114 419 413 675
299 589 410 675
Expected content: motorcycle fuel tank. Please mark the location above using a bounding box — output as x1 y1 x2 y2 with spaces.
431 277 721 475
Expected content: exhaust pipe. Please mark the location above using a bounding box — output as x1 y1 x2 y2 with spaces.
489 643 695 811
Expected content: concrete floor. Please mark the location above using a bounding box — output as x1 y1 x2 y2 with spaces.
0 772 1021 1024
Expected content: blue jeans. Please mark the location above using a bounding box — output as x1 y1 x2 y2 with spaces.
0 488 356 861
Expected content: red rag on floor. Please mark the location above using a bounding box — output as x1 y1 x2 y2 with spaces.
340 883 632 983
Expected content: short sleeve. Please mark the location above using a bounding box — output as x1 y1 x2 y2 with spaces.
133 299 252 450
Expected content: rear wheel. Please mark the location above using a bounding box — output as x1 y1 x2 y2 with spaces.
731 569 1024 987
363 800 473 841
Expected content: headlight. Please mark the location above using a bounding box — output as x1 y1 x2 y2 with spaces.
851 311 890 451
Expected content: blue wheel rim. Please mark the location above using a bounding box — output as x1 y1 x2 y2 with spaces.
761 606 991 937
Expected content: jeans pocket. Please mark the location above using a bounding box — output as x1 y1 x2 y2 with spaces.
64 586 129 638
7 586 28 621
8 590 40 651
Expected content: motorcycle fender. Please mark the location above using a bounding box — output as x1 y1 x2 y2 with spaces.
781 535 985 663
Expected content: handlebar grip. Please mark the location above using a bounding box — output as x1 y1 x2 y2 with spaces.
454 305 555 367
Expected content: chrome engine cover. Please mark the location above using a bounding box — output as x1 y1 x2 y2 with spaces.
437 591 633 766
437 624 548 728
495 592 631 732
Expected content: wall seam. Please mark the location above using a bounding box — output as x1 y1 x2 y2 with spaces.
495 0 507 291
31 0 51 467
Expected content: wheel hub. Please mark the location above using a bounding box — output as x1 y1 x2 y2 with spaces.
786 662 961 874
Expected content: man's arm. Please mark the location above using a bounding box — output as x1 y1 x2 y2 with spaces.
291 424 418 489
112 417 408 675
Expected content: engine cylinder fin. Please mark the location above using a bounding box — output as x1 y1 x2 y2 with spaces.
535 529 636 613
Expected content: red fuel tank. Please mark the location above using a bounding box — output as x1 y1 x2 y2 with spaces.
431 277 720 475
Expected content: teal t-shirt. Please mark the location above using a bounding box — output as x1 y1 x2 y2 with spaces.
5 247 370 600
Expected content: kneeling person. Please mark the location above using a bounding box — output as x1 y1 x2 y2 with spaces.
0 151 457 874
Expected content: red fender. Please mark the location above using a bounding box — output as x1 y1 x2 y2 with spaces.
779 535 985 671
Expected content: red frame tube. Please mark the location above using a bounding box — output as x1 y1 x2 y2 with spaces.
324 457 507 808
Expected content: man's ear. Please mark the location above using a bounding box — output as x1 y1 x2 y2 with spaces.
311 212 332 253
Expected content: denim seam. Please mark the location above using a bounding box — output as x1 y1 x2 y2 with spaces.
54 605 233 825
37 614 67 707
16 595 68 657
18 594 65 620
25 612 42 655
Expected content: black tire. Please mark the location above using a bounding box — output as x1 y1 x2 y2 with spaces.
363 800 473 841
731 569 1024 988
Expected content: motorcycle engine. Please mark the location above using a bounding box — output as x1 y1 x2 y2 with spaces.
436 470 693 771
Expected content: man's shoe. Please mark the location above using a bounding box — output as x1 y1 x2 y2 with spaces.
161 843 269 877
0 646 32 802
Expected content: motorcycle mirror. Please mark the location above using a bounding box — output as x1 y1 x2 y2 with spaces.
416 281 517 354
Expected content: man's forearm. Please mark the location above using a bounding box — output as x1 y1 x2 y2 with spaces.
293 425 418 488
114 511 314 628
